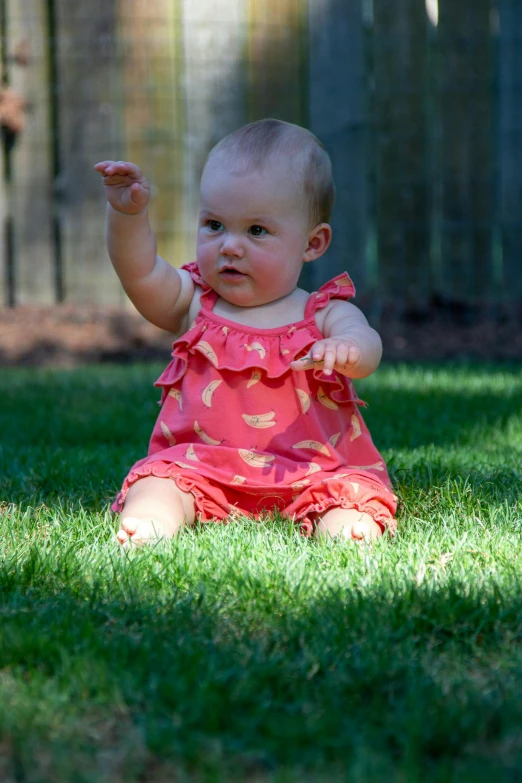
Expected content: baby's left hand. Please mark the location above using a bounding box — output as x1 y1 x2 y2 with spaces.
290 338 360 376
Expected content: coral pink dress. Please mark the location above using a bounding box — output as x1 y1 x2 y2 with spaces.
114 263 397 534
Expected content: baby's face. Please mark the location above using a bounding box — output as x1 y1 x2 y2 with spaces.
197 155 312 308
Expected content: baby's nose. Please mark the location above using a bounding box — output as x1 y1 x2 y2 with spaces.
220 234 244 258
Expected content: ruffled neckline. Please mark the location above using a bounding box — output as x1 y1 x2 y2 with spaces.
155 262 359 399
195 306 320 337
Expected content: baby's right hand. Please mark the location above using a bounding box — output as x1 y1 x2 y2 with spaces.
94 160 150 215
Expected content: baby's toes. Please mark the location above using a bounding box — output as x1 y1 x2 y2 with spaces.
351 519 371 541
351 517 383 542
118 517 166 546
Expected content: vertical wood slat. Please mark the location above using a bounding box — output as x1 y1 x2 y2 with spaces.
373 0 431 310
118 0 186 271
247 0 306 125
0 0 7 305
180 0 246 264
308 0 368 293
498 0 522 301
54 0 121 303
5 0 54 304
437 0 494 305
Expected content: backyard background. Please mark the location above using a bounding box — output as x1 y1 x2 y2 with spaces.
2 4 522 780
1 0 522 361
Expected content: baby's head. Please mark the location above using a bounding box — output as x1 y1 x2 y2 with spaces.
197 120 334 307
204 119 335 229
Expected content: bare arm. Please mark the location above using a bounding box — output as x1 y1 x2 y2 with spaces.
94 160 193 332
290 300 382 379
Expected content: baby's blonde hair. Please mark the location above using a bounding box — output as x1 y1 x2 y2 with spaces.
205 119 335 228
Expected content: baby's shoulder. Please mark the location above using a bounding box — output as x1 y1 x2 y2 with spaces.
313 297 369 335
172 269 203 337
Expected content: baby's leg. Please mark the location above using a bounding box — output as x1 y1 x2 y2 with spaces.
314 507 383 542
117 475 197 545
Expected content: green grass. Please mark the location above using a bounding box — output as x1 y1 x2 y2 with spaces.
1 362 522 782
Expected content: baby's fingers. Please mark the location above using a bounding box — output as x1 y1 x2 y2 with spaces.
94 160 143 179
344 344 360 366
290 354 316 371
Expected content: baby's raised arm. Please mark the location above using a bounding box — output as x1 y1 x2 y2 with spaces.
94 160 193 332
290 300 382 379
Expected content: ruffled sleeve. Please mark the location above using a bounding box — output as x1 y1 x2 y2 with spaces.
304 272 356 318
181 261 218 308
305 272 364 407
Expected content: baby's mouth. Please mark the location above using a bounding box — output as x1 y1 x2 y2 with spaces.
220 267 245 277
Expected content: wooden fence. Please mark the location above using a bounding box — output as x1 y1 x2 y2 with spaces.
1 0 521 312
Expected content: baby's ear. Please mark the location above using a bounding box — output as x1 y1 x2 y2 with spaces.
303 223 332 262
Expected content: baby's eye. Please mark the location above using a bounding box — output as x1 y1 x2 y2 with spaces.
249 225 267 237
208 220 224 232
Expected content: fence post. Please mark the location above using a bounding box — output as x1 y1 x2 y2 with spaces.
437 0 494 309
1 0 54 305
307 0 368 295
498 0 522 304
53 0 121 303
372 0 431 314
180 0 247 264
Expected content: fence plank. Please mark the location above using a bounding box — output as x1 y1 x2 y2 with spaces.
0 0 8 306
498 0 522 302
247 0 306 125
5 0 54 304
118 0 186 272
437 0 494 305
308 0 368 293
54 0 121 303
180 0 246 264
373 0 431 310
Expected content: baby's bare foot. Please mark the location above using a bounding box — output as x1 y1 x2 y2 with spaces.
116 516 174 546
344 515 383 541
315 509 383 542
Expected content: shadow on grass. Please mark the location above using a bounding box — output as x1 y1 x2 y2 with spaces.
1 549 522 781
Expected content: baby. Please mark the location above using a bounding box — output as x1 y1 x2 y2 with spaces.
95 119 397 545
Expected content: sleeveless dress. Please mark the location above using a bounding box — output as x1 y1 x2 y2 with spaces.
114 263 397 535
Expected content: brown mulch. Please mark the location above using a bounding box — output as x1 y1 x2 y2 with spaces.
1 303 522 367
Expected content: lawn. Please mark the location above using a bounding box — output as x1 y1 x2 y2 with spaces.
0 362 521 782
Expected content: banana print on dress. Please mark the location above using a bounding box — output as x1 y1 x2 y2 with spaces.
317 387 339 410
194 421 222 445
185 444 199 461
292 440 330 456
246 369 262 388
242 412 276 428
238 449 276 467
296 389 310 413
196 341 219 367
243 341 266 359
347 461 385 472
168 389 182 409
160 421 176 446
291 479 310 489
350 414 362 441
202 380 222 407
